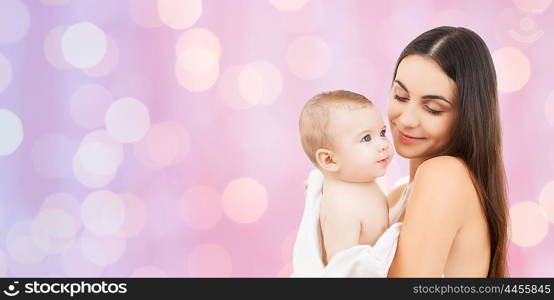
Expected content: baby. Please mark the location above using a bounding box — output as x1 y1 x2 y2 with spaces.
299 90 394 265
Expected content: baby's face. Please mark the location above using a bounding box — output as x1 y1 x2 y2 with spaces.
328 106 394 182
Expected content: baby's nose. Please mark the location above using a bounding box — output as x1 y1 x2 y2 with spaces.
379 140 389 152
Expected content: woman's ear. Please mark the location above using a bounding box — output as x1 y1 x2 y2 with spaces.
315 148 339 173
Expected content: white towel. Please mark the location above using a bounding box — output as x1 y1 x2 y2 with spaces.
291 169 402 277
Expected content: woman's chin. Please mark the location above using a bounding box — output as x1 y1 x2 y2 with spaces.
393 146 427 159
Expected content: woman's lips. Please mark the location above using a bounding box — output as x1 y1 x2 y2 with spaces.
397 128 425 144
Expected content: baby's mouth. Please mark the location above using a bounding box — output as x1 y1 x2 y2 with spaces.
377 157 390 166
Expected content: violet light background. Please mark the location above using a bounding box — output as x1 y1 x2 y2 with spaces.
0 0 553 277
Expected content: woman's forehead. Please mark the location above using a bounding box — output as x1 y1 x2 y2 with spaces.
395 54 457 101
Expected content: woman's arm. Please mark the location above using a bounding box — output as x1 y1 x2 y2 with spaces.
388 156 476 277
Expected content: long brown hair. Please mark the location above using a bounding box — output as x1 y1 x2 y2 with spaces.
392 26 509 277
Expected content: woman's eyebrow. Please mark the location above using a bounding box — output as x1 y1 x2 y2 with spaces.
394 80 409 92
421 95 452 105
394 79 452 105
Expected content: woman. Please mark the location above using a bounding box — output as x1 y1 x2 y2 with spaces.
385 26 508 278
305 26 509 277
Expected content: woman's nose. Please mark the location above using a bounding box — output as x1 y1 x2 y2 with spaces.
396 103 419 128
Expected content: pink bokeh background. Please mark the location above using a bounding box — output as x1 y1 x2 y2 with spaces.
0 0 553 277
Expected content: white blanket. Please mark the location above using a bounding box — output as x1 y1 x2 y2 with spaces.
291 169 402 277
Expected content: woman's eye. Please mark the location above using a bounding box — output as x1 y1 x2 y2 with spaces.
361 134 371 142
394 95 408 102
380 129 386 137
424 105 443 115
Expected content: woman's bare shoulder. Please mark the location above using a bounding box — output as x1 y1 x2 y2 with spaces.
388 156 476 276
417 156 471 179
412 155 478 216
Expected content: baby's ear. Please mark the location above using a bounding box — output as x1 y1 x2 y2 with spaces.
315 149 339 173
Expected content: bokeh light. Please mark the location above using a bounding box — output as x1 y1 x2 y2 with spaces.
509 201 549 247
157 0 202 30
492 47 530 93
178 185 222 230
218 65 256 110
238 61 283 106
73 154 118 188
83 36 119 77
81 190 125 236
286 34 331 80
222 177 268 224
186 244 232 277
31 208 78 254
116 192 148 238
73 130 123 188
512 0 552 14
237 64 264 105
81 231 127 266
6 221 47 265
174 28 221 92
105 97 151 143
0 109 24 156
175 60 220 92
61 242 104 277
128 0 163 28
0 0 30 44
7 236 47 265
178 47 217 73
0 54 12 94
76 131 123 176
269 0 310 12
134 121 191 168
280 0 323 34
61 22 108 69
41 193 83 229
70 84 113 130
176 28 221 60
539 180 554 223
43 26 73 70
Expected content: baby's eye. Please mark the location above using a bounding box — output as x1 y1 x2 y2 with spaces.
380 129 386 137
361 134 371 142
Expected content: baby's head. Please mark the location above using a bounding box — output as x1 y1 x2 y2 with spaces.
299 90 394 182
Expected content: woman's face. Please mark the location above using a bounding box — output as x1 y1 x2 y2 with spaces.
387 54 457 159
